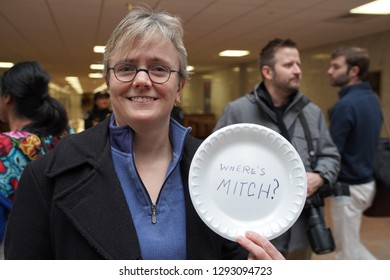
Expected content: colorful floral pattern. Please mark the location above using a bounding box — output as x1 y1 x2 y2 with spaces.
0 129 73 201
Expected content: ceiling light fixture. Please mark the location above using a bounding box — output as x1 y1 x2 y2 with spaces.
350 0 390 15
218 50 250 57
90 64 104 70
88 73 104 79
0 62 14 68
49 83 73 94
65 76 84 94
93 46 106 53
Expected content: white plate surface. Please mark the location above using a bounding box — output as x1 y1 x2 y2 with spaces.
189 123 307 241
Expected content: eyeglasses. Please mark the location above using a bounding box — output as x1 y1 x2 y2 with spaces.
108 63 180 84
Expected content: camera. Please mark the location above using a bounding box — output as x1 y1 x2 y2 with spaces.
305 182 350 255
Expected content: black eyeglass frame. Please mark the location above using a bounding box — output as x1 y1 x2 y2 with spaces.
107 63 181 84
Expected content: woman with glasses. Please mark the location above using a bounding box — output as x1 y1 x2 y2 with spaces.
4 6 283 260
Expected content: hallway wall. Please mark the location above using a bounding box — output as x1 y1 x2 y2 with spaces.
50 89 84 133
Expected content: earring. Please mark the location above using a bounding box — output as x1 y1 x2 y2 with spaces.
174 98 181 106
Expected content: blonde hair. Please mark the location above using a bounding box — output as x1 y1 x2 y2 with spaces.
104 6 188 81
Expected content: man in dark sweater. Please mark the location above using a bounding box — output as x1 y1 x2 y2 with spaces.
328 46 382 260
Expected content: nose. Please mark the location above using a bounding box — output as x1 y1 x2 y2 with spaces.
293 64 302 75
132 69 152 86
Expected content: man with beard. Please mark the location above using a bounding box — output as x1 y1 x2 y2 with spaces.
214 38 340 259
327 47 382 259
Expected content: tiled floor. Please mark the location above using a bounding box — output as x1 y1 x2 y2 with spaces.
312 198 390 260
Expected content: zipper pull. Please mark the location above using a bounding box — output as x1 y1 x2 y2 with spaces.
151 204 157 224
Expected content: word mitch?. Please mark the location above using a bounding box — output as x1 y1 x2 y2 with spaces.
216 163 281 200
216 178 280 200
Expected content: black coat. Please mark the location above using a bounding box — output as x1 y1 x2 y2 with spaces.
5 118 247 260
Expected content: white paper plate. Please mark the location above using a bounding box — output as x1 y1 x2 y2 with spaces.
189 123 307 241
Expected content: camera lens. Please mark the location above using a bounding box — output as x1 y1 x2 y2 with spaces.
306 207 335 254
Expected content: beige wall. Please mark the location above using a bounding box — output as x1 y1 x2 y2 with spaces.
50 89 84 132
183 30 390 132
181 74 205 114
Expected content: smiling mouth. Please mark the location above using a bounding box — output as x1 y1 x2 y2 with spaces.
130 97 156 103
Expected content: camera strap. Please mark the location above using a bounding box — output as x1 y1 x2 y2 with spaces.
298 112 317 170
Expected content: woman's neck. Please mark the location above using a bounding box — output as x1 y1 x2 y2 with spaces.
133 128 172 159
8 117 32 131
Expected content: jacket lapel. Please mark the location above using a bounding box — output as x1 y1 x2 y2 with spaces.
48 119 142 259
181 136 222 259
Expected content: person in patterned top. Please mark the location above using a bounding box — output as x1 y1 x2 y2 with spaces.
0 61 73 255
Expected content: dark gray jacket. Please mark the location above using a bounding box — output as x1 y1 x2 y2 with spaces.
214 83 340 252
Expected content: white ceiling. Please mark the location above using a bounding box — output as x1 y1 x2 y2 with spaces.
1 0 389 93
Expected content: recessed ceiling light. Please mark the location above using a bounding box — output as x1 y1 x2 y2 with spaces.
218 50 250 57
88 73 104 79
187 65 194 71
0 62 14 68
93 46 106 53
90 64 104 70
350 0 390 15
65 76 84 94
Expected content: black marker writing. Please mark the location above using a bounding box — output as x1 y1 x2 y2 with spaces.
219 164 265 175
216 178 280 200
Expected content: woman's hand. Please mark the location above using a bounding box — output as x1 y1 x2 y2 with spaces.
236 231 285 260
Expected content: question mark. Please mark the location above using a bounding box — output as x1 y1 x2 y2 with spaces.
272 179 279 199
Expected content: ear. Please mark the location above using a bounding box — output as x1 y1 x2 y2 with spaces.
2 95 13 105
177 80 186 93
261 66 273 80
175 80 185 104
349 65 360 78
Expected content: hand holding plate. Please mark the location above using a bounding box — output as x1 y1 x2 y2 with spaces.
236 231 285 260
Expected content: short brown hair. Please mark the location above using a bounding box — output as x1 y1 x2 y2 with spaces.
330 47 370 80
259 38 298 69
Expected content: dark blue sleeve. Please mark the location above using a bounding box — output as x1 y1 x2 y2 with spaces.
329 102 353 154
